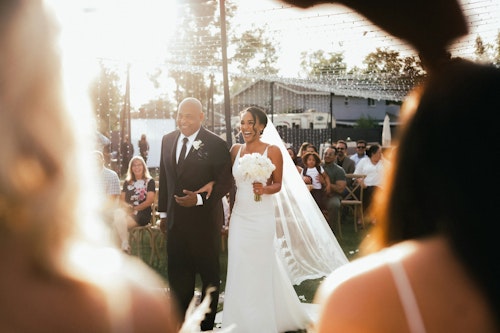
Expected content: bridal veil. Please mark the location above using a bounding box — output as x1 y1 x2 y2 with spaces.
261 119 349 285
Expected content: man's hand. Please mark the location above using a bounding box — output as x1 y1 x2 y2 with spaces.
221 224 229 237
159 218 167 234
174 190 198 207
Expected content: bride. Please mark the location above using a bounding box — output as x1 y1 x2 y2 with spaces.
221 106 348 332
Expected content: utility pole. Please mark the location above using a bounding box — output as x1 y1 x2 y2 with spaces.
209 74 215 131
119 64 131 173
219 0 232 146
330 92 334 144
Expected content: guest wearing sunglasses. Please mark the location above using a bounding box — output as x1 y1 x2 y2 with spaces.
334 140 355 174
350 139 368 166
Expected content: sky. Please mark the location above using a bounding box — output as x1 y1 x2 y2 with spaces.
47 0 500 107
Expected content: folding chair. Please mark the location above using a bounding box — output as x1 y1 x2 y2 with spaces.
337 174 366 238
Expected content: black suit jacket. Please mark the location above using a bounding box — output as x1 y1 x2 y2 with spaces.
158 127 232 231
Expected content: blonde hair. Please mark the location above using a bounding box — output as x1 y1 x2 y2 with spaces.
125 156 152 182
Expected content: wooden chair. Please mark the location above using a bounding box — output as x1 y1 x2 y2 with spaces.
129 224 165 266
336 174 366 238
129 190 164 265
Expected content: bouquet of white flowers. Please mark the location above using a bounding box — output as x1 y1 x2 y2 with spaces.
238 153 276 201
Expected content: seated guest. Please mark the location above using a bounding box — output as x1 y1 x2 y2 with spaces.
353 143 386 218
349 139 368 166
296 141 311 168
334 140 355 174
301 151 331 210
321 147 347 232
287 146 303 173
115 156 155 254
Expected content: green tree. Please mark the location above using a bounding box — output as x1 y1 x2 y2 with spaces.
89 61 123 134
230 25 279 94
137 98 175 119
231 27 278 75
362 47 403 76
300 50 347 77
493 32 500 67
401 55 425 78
475 35 489 62
354 115 377 128
166 2 239 105
165 2 279 105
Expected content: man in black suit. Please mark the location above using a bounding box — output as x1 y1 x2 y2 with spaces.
158 97 232 331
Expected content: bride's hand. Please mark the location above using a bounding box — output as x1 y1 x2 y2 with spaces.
196 181 215 199
253 182 265 196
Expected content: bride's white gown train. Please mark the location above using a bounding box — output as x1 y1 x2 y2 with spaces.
222 146 310 333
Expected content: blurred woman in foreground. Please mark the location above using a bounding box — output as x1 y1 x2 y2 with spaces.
314 60 499 333
0 0 179 331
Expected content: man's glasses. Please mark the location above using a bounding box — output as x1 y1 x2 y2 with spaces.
337 147 345 150
357 146 366 149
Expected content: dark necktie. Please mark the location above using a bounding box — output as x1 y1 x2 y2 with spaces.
177 137 188 168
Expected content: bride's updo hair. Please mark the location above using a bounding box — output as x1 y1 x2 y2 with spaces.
240 106 268 135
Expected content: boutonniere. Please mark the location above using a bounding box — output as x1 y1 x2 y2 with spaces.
192 140 208 159
192 140 203 150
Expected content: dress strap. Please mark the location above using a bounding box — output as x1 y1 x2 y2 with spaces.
236 145 243 161
387 260 427 333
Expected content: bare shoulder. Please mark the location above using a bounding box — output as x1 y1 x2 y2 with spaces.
316 252 391 303
230 143 242 160
315 238 497 332
230 143 242 153
313 251 404 332
266 145 282 160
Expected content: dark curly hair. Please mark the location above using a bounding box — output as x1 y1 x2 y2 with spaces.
239 106 268 135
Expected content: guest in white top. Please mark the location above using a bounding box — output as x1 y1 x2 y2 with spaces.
353 143 386 215
301 151 331 210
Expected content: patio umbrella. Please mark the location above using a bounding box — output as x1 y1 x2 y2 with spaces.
382 114 391 147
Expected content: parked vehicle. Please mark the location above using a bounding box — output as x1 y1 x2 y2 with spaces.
232 109 335 130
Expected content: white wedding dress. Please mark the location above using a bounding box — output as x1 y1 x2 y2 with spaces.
222 146 310 333
222 120 348 332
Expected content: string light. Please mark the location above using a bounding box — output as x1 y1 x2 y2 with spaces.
93 0 499 158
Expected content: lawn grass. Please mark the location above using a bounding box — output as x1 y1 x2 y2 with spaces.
130 211 370 332
140 168 370 300
130 213 371 302
214 213 371 305
130 210 371 326
293 216 372 303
